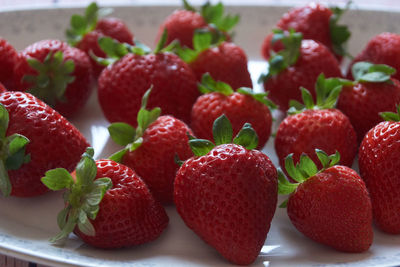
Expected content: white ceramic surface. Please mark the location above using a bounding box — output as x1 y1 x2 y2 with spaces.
0 3 400 267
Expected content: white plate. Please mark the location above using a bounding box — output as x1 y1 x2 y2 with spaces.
1 3 400 267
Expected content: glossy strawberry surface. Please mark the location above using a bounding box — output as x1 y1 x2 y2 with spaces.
263 40 341 111
349 33 400 80
75 159 169 248
0 91 89 197
337 78 400 142
287 165 373 252
122 115 193 204
14 39 93 118
189 42 252 89
359 121 400 234
77 17 134 77
98 52 199 126
157 10 207 49
275 109 357 169
191 92 272 149
174 144 277 265
0 38 19 90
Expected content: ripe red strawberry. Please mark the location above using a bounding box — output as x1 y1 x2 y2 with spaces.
348 33 400 81
261 3 350 60
275 74 357 170
174 115 277 265
337 62 400 142
97 35 199 126
42 148 169 248
66 2 134 76
359 107 400 234
174 31 252 89
191 74 274 149
260 30 342 111
278 150 373 252
157 0 239 49
0 83 6 93
107 89 193 203
0 38 19 90
14 39 93 118
0 91 89 197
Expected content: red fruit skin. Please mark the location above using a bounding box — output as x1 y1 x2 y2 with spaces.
190 42 252 89
157 10 208 49
76 18 134 77
337 78 400 142
75 159 169 248
263 40 342 111
359 121 400 234
122 115 193 204
0 38 19 90
348 33 400 81
98 52 199 126
287 165 373 252
275 109 357 170
0 91 89 197
174 144 277 265
191 92 272 149
0 83 6 93
14 40 93 118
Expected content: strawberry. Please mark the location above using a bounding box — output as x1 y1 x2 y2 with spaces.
66 2 134 77
97 33 199 126
275 74 357 171
0 38 19 90
260 30 342 111
191 74 275 149
41 148 169 248
174 31 252 89
278 150 373 252
261 3 351 60
14 39 93 118
0 83 6 93
348 33 400 81
174 115 277 265
337 62 400 142
157 0 239 49
359 107 400 234
0 91 89 197
107 89 193 204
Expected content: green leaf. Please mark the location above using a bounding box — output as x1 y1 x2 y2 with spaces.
330 4 351 57
183 0 196 11
108 122 135 146
200 2 239 32
98 37 130 60
109 148 128 162
70 15 87 34
277 169 298 195
193 30 213 52
329 151 341 167
233 123 259 150
315 149 329 169
199 73 234 95
7 134 29 156
352 61 396 83
284 154 305 183
77 212 96 236
298 154 318 177
57 207 69 229
0 104 9 139
75 149 97 188
86 177 112 206
0 160 11 197
279 198 289 208
128 137 143 152
300 87 314 109
41 168 74 191
133 39 152 54
137 108 161 135
189 139 215 156
154 28 168 54
85 2 99 28
213 114 233 145
237 87 277 109
49 210 78 243
380 111 400 122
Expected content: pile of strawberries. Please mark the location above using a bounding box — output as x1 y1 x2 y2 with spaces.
1 1 400 265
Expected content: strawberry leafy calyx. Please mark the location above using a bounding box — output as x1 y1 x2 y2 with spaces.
23 51 75 108
189 114 259 156
173 29 225 63
108 87 161 162
259 29 303 83
330 2 351 57
0 104 31 197
352 61 396 84
380 104 400 122
278 149 341 208
66 2 113 46
41 147 112 244
288 73 353 115
199 73 277 109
